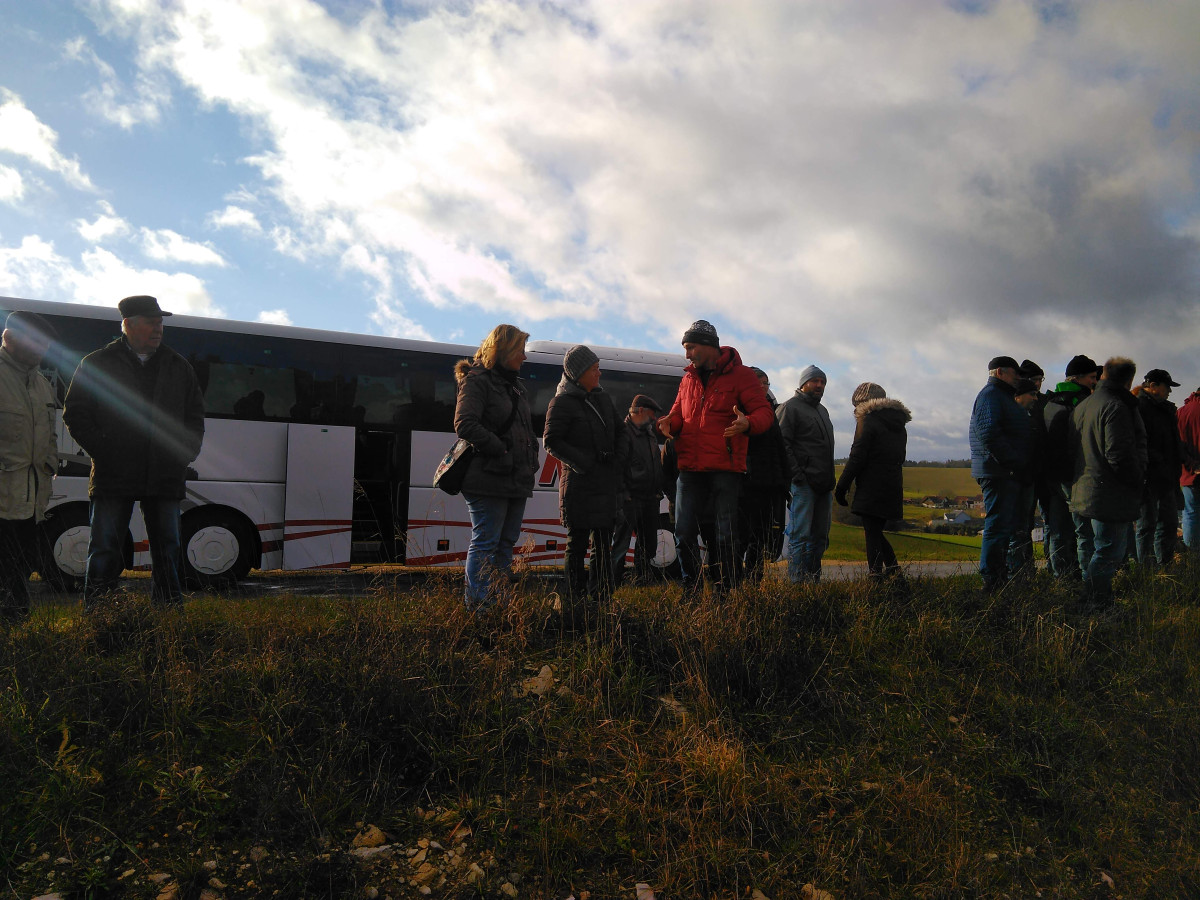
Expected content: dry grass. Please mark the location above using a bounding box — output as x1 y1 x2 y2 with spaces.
5 564 1200 898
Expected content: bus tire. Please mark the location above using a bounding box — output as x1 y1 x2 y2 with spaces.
650 514 681 581
38 504 91 592
182 507 256 588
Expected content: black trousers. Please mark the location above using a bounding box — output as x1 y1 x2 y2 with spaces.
860 514 899 576
565 526 615 602
0 516 38 616
612 495 660 584
737 487 786 583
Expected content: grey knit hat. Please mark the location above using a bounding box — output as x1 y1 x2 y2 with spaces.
798 364 827 389
851 382 886 405
563 344 600 383
681 319 720 348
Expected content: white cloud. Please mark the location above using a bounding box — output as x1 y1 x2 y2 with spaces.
0 234 223 317
0 89 93 190
140 228 226 266
207 204 263 233
64 35 169 128
76 202 131 242
84 0 1200 456
0 165 23 204
256 308 291 326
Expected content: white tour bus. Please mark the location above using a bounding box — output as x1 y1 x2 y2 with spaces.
0 297 686 588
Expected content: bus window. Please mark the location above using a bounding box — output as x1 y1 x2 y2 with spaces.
204 362 298 419
350 374 411 427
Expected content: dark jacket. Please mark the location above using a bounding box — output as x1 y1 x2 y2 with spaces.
777 389 835 492
622 416 663 500
452 361 538 499
664 346 773 473
543 376 629 529
1042 381 1091 484
1068 380 1148 522
63 338 205 499
969 376 1032 482
744 400 792 492
835 397 911 521
1138 392 1182 494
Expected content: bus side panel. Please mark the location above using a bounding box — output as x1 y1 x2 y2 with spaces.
184 482 287 571
282 424 355 570
192 419 289 483
407 431 567 566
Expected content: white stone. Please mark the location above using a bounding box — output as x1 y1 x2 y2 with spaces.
352 826 388 849
148 874 172 885
636 884 656 900
350 845 394 860
501 882 519 898
208 878 227 890
249 846 268 862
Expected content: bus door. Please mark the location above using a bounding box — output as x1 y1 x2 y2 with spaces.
282 424 356 569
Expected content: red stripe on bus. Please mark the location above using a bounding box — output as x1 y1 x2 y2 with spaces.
283 527 352 541
286 519 352 527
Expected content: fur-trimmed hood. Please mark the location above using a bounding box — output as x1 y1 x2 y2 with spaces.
853 396 912 424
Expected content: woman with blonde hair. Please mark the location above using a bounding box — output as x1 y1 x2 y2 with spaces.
453 324 539 609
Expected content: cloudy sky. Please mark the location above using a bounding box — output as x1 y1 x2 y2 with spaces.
1 0 1197 458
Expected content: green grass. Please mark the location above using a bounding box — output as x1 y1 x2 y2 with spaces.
6 567 1200 898
825 522 981 562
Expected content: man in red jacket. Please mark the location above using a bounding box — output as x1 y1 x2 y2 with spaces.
659 319 773 597
1178 385 1200 556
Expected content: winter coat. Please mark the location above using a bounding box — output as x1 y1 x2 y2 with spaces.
543 376 629 529
1042 381 1091 484
834 397 911 522
622 416 664 500
0 347 58 522
664 346 773 473
1068 380 1148 523
63 339 204 500
1138 392 1183 494
1178 391 1200 488
744 401 792 492
777 389 835 493
452 361 538 499
969 377 1033 482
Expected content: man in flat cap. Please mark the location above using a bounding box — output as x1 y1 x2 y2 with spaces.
660 319 773 598
0 311 59 622
63 295 205 608
1136 368 1183 569
969 355 1034 593
612 393 666 586
1067 357 1146 609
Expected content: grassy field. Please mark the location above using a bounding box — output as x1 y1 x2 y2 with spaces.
898 467 980 501
5 567 1200 899
827 521 981 562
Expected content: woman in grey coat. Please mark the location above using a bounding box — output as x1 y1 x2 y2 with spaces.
453 324 539 609
543 345 629 604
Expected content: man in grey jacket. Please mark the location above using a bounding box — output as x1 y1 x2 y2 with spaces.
777 365 835 582
1068 357 1147 609
0 312 58 622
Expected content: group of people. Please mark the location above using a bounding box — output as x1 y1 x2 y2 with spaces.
7 297 1190 622
452 318 913 610
0 297 204 621
970 353 1199 609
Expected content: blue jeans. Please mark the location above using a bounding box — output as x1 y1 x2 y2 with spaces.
786 482 833 583
1184 486 1199 554
1084 518 1131 602
86 496 183 605
675 471 741 593
1071 512 1095 574
1136 487 1178 567
978 478 1025 589
1042 482 1079 578
463 493 527 609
